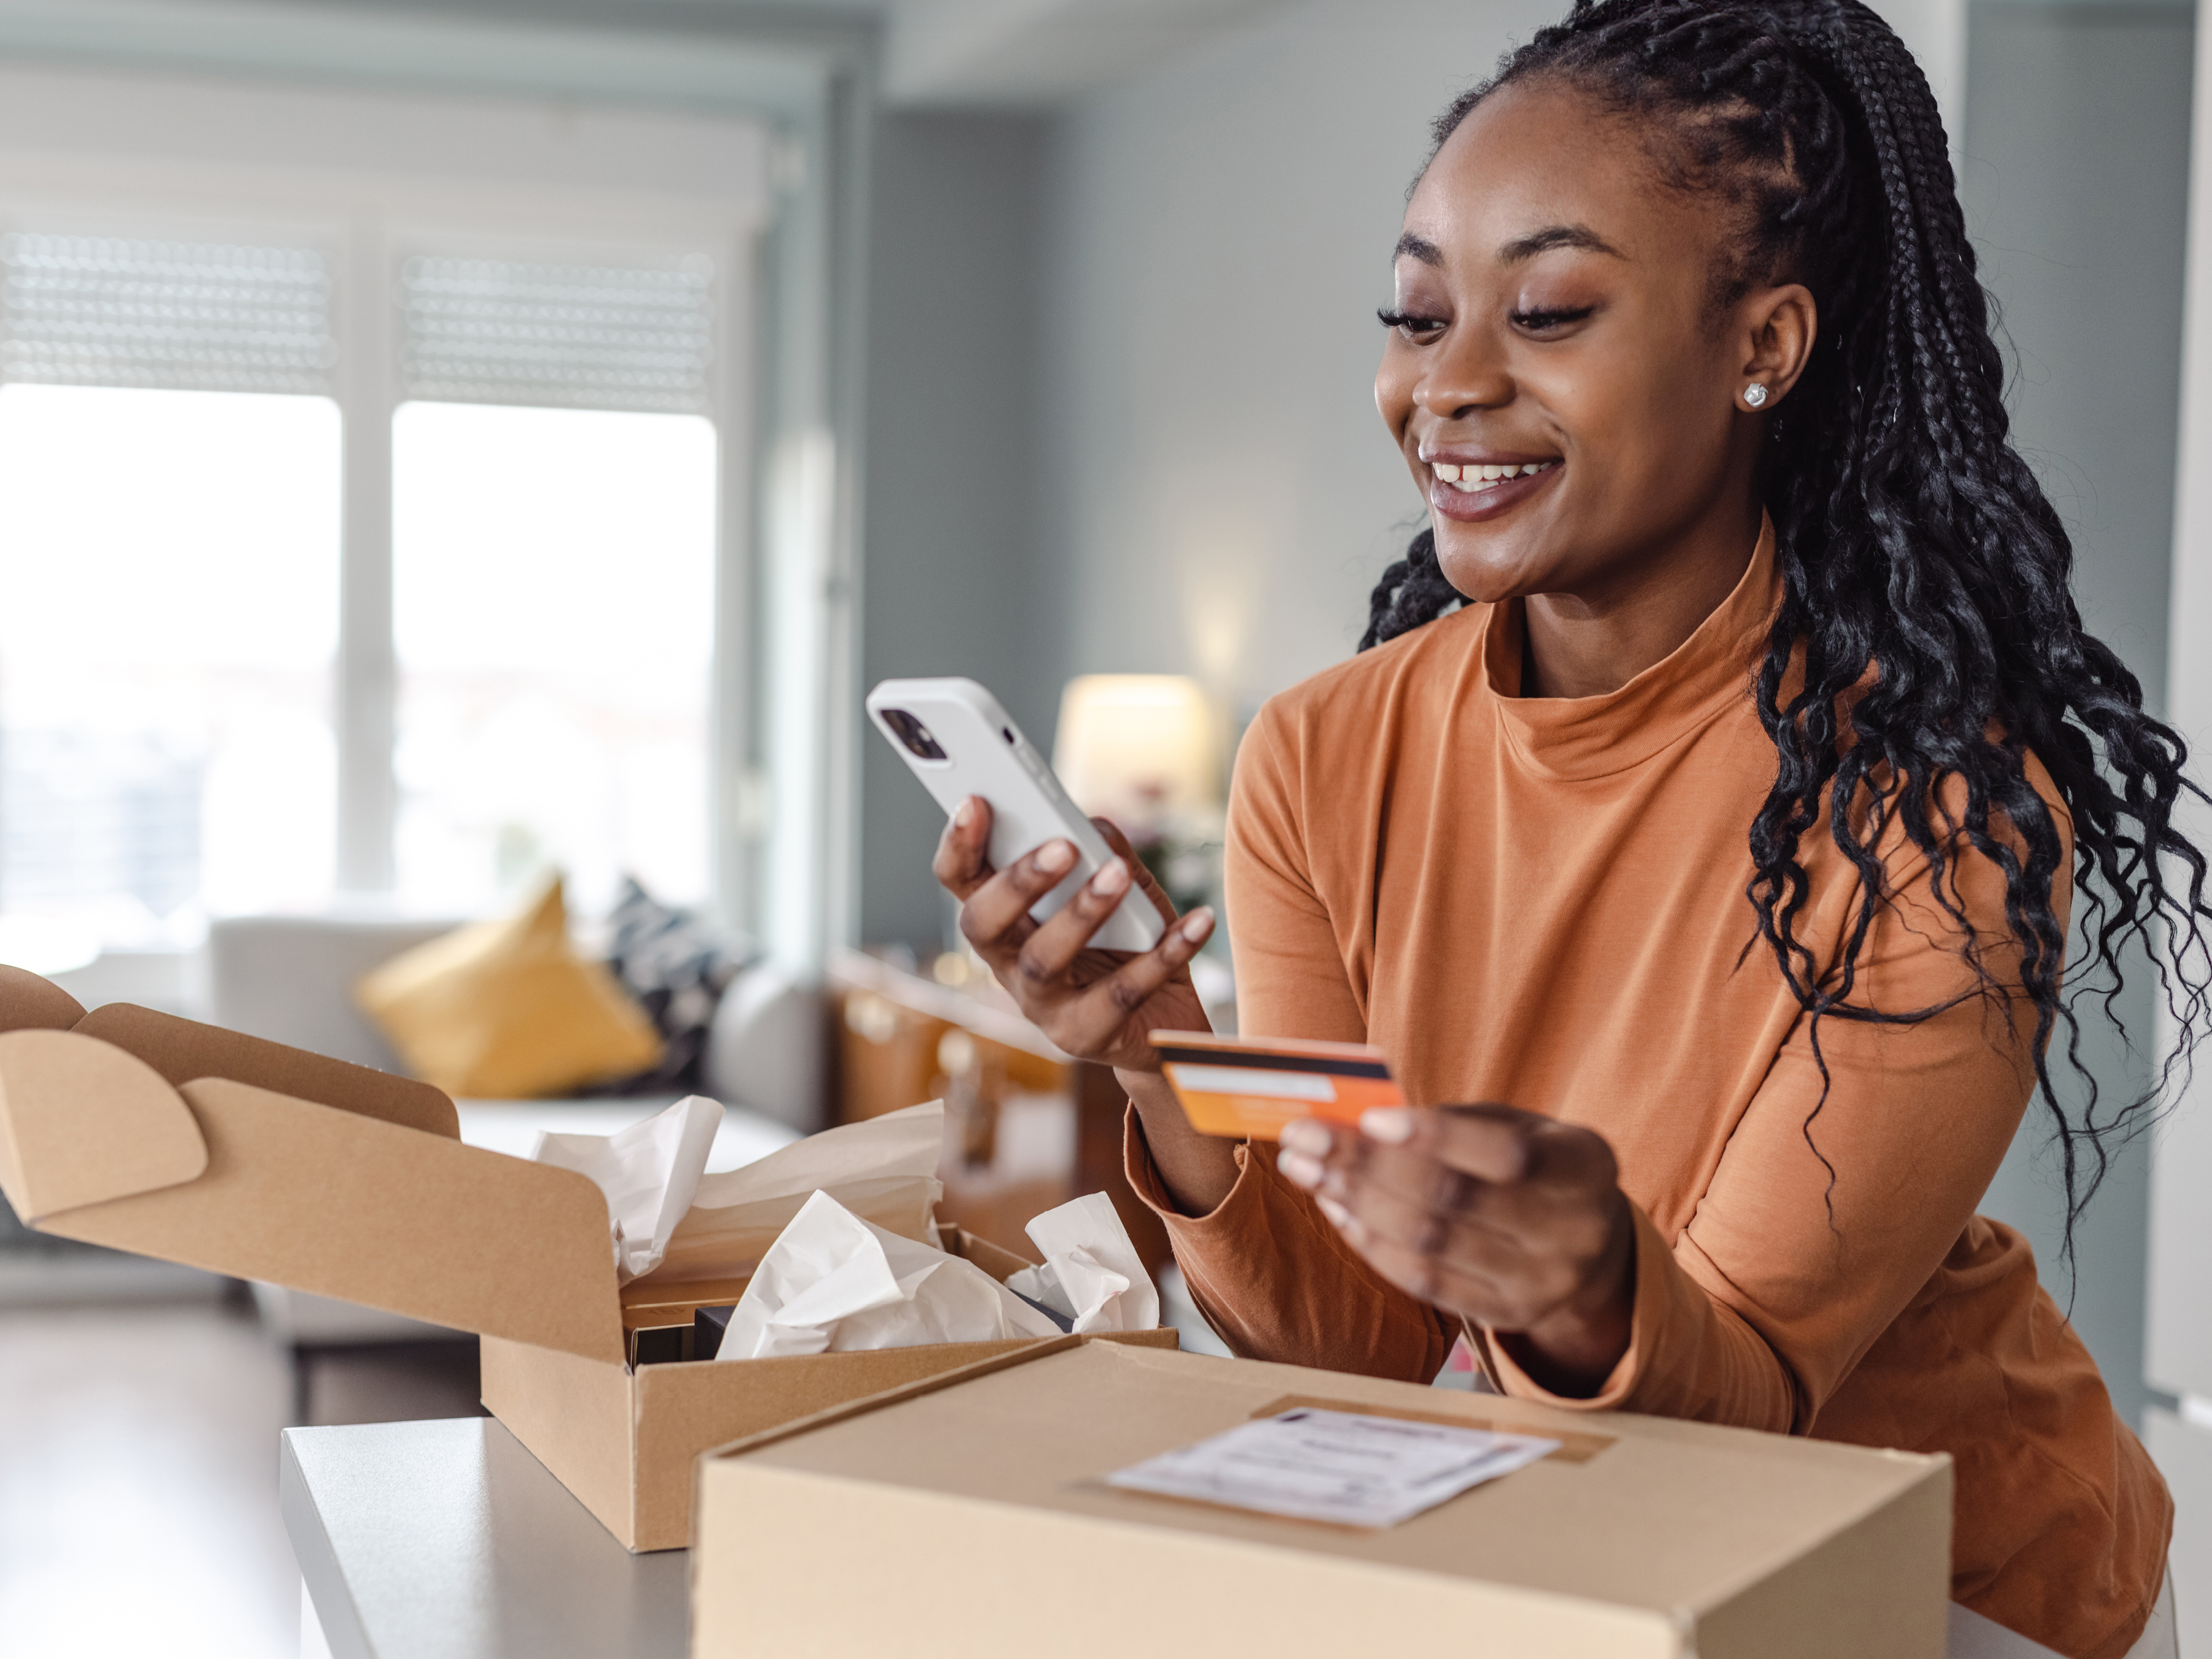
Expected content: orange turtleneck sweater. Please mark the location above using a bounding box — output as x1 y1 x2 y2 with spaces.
1126 522 2170 1659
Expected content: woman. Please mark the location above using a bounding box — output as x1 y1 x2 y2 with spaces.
936 2 2199 1653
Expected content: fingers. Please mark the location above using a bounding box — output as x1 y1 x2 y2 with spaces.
1317 1161 1604 1322
1045 906 1218 1053
955 836 1080 960
1312 1209 1516 1313
1280 1106 1609 1217
1092 816 1179 927
1274 1107 1622 1325
1016 855 1139 983
1362 1102 1540 1182
1275 1106 1529 1230
932 798 995 900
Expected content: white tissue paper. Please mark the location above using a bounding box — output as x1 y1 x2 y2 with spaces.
645 1100 946 1286
530 1094 724 1283
718 1190 1061 1360
1005 1192 1161 1334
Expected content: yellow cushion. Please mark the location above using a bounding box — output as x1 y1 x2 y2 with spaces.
355 874 664 1099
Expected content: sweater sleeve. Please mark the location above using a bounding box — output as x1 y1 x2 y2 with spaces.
1122 700 1454 1384
1476 799 2071 1432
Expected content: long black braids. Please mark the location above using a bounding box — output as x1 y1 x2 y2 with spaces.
1361 0 2212 1273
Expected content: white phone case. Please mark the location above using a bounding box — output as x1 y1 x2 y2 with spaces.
866 677 1167 954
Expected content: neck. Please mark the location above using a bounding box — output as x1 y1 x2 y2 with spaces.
1519 495 1763 699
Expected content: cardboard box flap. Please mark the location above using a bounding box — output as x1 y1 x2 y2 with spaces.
951 1229 1040 1280
0 966 87 1033
74 1002 459 1139
27 1070 626 1365
704 1333 1090 1462
0 1030 208 1222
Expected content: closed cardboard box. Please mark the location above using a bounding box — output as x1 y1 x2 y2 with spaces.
0 969 1171 1550
693 1338 1951 1658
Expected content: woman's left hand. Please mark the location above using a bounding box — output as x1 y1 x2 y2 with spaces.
1276 1104 1637 1396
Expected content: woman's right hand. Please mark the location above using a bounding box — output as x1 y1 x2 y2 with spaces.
933 796 1215 1072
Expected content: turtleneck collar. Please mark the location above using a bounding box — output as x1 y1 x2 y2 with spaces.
1478 514 1778 782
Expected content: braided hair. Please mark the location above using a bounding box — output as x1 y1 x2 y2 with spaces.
1362 0 2212 1270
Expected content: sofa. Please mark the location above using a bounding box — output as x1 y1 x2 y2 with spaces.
205 912 821 1357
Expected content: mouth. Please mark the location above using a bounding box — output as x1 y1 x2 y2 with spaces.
1423 456 1561 522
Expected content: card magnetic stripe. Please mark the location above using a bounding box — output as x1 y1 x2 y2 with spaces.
1152 1046 1391 1080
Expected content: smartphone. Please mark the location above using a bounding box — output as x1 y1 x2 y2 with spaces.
1148 1030 1405 1140
866 677 1167 954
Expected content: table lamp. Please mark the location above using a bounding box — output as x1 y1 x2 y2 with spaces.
1051 674 1220 849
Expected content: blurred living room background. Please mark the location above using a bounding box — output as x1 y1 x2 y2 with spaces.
0 0 2207 1652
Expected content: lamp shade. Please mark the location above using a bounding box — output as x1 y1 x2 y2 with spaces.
1052 675 1219 842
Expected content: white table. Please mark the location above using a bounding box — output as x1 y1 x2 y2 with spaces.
285 1417 687 1659
282 1414 2060 1659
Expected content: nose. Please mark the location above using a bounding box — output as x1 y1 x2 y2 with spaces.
1418 325 1513 421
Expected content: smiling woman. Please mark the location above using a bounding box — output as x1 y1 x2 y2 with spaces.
935 2 2200 1656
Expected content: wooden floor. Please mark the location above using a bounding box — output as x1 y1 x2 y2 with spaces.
0 1284 482 1659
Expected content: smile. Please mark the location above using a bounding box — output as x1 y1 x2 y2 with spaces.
1431 459 1556 492
1424 456 1561 523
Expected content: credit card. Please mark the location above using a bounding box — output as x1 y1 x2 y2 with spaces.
1149 1030 1403 1140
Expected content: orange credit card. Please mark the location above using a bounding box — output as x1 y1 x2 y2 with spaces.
1149 1030 1404 1141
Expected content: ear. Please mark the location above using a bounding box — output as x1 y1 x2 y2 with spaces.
1736 282 1817 412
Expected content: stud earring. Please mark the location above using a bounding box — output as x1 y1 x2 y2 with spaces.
1743 383 1769 408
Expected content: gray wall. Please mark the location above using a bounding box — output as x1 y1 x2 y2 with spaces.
1037 0 1560 711
1960 0 2195 1431
858 111 1053 947
856 0 1566 944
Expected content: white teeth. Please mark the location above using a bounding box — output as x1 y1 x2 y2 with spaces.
1433 458 1556 493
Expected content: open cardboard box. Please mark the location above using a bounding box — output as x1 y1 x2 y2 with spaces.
0 967 1173 1551
692 1338 1952 1659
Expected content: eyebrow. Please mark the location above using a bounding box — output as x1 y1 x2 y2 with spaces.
1392 224 1626 267
1502 224 1626 262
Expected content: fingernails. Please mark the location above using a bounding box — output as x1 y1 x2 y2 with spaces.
1277 1150 1322 1188
1278 1119 1331 1156
1360 1107 1414 1144
1315 1195 1352 1228
1035 840 1075 874
1180 906 1215 944
1089 858 1129 896
953 798 976 828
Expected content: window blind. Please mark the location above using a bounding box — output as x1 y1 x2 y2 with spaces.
397 253 715 416
0 233 337 396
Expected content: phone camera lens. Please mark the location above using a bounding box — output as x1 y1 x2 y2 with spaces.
881 708 947 761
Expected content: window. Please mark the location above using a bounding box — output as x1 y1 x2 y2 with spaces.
388 251 723 914
0 226 735 948
0 235 344 953
391 400 716 913
0 384 342 941
0 67 780 965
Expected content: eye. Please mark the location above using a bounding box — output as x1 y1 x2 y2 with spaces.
1510 305 1596 334
1377 308 1446 342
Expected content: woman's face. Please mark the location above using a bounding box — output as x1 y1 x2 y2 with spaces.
1376 79 1807 608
